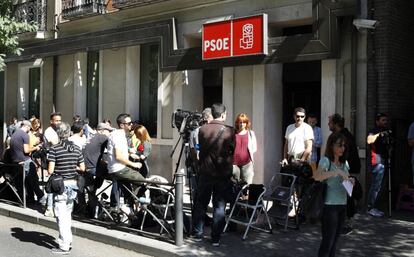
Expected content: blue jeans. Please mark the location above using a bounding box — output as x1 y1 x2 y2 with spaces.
54 179 78 251
192 175 233 241
318 205 346 257
367 163 385 209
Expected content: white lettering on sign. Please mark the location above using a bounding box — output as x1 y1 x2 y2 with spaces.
240 23 254 49
204 38 230 52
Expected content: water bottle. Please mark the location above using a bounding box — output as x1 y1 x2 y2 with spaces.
138 197 151 204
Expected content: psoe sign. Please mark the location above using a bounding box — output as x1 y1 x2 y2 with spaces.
202 14 268 60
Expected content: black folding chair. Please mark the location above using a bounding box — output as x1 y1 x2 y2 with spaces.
264 172 299 230
0 162 26 208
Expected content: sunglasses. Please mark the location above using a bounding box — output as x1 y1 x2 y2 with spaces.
122 121 132 125
296 115 305 119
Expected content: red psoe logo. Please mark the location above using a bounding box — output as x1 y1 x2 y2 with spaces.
202 21 232 60
202 14 268 60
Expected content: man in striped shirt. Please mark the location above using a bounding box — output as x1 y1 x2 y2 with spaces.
47 122 85 255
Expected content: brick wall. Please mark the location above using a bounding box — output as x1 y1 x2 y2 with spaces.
367 0 414 204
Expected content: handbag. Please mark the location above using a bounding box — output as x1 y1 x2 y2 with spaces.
45 173 65 195
306 181 327 223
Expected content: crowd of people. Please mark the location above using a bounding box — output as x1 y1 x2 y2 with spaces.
0 105 402 257
2 112 152 254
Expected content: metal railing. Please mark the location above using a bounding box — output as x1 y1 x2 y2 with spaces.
61 0 106 20
112 0 170 9
13 0 47 32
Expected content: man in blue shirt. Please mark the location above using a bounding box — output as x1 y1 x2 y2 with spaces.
307 114 322 171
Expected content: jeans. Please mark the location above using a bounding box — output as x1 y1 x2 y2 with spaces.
22 159 44 201
54 179 78 251
192 175 233 241
318 205 346 257
233 162 254 184
367 163 385 209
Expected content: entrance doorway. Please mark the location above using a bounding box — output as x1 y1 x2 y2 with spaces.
203 68 222 108
282 61 321 132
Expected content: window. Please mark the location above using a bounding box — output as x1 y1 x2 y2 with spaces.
139 44 159 137
28 67 40 118
87 51 99 127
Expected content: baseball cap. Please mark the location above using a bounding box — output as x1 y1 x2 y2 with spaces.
97 122 114 131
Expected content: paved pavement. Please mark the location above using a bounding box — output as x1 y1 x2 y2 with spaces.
0 200 413 257
0 214 151 257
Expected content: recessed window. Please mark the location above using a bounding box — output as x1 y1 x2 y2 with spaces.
139 44 159 137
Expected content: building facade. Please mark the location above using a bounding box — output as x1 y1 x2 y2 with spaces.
3 0 413 203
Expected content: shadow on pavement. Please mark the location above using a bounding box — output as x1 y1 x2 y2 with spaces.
10 227 58 249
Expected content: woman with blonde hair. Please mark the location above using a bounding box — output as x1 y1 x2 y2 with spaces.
29 118 42 148
131 125 152 178
232 113 257 184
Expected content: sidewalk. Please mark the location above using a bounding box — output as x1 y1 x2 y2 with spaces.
1 201 414 257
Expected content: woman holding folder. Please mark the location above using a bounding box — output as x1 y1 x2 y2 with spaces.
312 132 351 257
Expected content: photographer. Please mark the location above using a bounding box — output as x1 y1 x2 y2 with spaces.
191 103 235 247
366 113 390 217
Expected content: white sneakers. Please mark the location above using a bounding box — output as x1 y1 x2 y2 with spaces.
44 208 55 218
368 208 384 217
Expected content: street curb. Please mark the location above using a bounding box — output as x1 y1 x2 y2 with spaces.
0 203 190 257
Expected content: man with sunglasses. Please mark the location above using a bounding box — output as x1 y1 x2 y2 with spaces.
107 113 143 208
281 107 314 166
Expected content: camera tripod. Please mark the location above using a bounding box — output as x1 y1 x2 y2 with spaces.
385 137 393 217
171 131 197 213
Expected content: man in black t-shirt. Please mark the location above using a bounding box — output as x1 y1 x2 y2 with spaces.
9 120 45 204
366 113 389 217
76 123 113 213
82 123 113 189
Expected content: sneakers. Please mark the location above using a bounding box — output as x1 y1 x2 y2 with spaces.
44 208 55 218
51 248 70 255
341 226 353 235
191 234 203 242
39 194 47 206
368 208 384 217
211 239 220 247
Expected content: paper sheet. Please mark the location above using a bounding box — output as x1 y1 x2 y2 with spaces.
342 179 354 197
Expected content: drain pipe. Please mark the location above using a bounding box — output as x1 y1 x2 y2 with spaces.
351 24 358 134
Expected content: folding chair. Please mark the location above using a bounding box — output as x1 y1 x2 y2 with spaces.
223 184 272 240
141 185 175 234
0 162 26 208
264 172 298 230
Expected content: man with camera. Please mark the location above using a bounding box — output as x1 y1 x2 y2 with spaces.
191 103 235 247
366 113 390 217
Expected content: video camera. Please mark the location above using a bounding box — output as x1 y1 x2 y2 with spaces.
171 109 203 135
379 129 393 146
